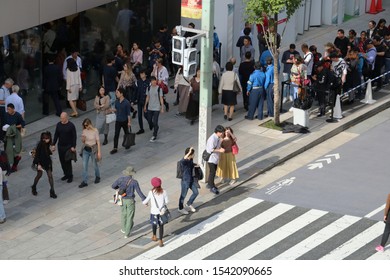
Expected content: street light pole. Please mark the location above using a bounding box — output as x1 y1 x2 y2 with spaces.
198 0 214 172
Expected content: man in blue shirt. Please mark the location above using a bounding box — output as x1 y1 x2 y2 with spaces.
264 57 275 117
110 87 131 154
245 62 266 120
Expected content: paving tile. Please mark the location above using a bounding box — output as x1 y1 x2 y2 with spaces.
31 224 53 234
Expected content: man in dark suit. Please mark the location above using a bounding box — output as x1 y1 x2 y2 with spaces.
43 54 63 116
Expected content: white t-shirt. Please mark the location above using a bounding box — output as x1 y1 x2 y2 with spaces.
143 190 169 215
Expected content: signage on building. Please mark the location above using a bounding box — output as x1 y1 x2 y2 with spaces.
181 0 202 19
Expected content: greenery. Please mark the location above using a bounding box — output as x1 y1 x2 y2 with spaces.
259 119 284 131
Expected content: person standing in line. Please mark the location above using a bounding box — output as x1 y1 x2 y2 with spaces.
212 55 221 107
0 78 14 140
112 166 146 239
178 147 199 215
142 177 169 247
245 61 266 120
216 127 239 185
238 51 255 111
94 86 110 145
52 112 77 183
240 36 255 63
31 131 57 199
264 57 275 118
376 193 390 252
65 58 82 117
135 69 150 135
334 29 350 58
0 167 6 223
206 125 226 195
78 118 102 188
174 66 191 115
110 87 131 154
144 77 164 142
43 54 63 116
186 68 201 125
219 62 242 121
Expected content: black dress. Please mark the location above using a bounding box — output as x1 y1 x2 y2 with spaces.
33 142 53 171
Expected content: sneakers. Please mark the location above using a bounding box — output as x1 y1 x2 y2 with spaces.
78 182 88 188
0 218 6 224
136 129 144 135
185 203 196 213
124 235 129 239
120 229 125 234
178 208 189 215
375 245 384 252
210 186 220 195
150 136 157 142
94 177 100 184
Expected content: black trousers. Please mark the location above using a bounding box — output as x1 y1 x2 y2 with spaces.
58 146 73 178
113 120 130 149
207 162 217 188
380 222 390 247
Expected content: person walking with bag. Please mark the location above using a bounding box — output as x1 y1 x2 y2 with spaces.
112 166 146 239
78 118 101 188
143 177 169 247
178 147 199 215
30 131 57 198
65 58 82 117
216 127 239 185
376 193 390 252
144 76 164 142
94 86 111 145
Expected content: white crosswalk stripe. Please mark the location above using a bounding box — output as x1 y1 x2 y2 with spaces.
134 198 390 260
134 197 263 260
274 215 361 260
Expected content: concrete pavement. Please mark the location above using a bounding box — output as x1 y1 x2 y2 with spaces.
1 4 390 259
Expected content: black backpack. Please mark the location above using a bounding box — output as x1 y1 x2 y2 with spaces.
328 70 342 90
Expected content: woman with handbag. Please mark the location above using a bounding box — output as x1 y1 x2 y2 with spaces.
218 61 242 121
118 62 137 118
185 67 200 125
78 118 101 188
143 177 169 247
30 131 57 198
94 86 111 145
216 127 239 185
65 58 82 117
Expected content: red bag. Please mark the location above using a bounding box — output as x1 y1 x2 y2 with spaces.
232 143 239 155
159 82 169 94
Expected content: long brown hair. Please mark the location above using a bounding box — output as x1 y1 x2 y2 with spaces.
153 186 163 195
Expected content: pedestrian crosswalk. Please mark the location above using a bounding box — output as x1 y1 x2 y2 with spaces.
133 197 389 260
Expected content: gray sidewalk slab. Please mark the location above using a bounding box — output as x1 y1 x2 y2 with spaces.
1 5 390 259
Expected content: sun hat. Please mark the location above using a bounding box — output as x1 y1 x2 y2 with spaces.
122 166 136 176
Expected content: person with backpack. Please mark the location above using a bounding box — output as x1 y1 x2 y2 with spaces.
177 147 199 215
144 76 164 142
312 61 330 117
344 47 361 102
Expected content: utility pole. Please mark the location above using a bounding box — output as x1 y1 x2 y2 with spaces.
198 0 214 171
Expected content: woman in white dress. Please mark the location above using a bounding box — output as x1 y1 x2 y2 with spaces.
66 58 82 117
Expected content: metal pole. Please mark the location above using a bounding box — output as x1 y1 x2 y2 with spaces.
198 0 214 174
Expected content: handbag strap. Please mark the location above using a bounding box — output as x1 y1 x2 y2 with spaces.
152 191 163 211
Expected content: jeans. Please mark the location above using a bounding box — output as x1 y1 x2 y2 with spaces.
113 120 130 149
108 91 116 107
207 162 217 188
0 183 5 220
82 148 100 183
179 180 199 209
247 87 265 120
147 110 160 137
266 83 274 117
282 73 293 99
121 198 135 237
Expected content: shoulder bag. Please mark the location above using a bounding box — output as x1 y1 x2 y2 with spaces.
233 73 241 93
152 192 170 224
106 113 116 124
232 142 239 155
113 178 132 206
122 127 136 148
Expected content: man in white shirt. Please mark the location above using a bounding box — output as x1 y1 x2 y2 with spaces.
62 48 82 80
6 85 25 119
302 43 314 79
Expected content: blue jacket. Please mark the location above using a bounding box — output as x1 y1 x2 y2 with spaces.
247 69 265 92
180 158 194 183
265 64 274 89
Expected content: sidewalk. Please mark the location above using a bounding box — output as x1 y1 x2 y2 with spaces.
1 5 390 259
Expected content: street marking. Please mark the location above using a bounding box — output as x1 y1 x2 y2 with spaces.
307 153 340 170
320 222 383 260
316 158 331 164
325 153 340 160
227 209 327 260
179 203 295 260
308 162 323 170
134 197 263 260
274 215 360 260
364 204 386 218
265 177 296 195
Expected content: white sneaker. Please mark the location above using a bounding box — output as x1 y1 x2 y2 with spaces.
185 203 196 212
178 208 189 215
150 136 157 142
3 200 9 205
120 229 125 234
282 97 287 104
